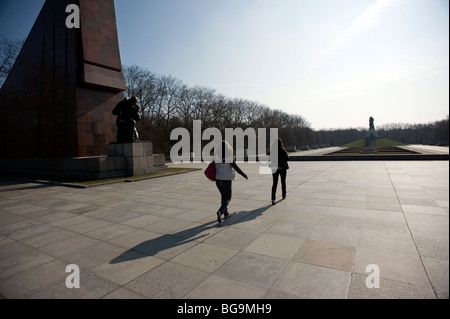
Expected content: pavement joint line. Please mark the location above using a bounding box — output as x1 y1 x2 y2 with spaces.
383 161 439 299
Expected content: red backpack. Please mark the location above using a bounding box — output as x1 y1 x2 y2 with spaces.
204 161 216 181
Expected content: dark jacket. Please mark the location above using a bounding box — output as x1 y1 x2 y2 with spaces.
278 149 290 170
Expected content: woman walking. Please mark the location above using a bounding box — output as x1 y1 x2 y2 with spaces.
271 138 290 205
214 140 248 223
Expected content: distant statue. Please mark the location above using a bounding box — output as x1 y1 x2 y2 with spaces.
366 116 377 147
112 96 141 143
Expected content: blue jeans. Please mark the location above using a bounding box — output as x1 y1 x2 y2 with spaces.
216 180 232 213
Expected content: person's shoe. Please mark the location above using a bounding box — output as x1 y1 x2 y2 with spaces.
217 211 222 223
272 200 275 205
224 209 229 218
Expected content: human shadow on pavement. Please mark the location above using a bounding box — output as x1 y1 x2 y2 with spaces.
109 203 274 264
218 203 273 226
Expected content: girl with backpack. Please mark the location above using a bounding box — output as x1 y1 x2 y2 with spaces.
214 140 248 223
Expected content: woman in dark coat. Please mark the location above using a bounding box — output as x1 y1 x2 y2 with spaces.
270 138 290 205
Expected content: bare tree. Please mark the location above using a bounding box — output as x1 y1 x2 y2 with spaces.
123 65 158 119
176 84 197 128
0 35 24 88
191 86 217 127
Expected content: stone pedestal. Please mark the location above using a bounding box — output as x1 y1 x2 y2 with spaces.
286 146 297 152
365 128 377 147
0 141 167 180
107 141 166 176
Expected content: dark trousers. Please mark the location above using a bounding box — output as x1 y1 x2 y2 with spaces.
272 169 287 201
216 180 232 213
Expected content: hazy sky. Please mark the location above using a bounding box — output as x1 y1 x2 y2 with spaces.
1 0 448 130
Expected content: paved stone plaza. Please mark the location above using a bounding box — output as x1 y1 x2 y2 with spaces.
0 159 448 299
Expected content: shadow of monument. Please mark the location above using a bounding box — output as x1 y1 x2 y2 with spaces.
0 179 56 192
109 203 273 264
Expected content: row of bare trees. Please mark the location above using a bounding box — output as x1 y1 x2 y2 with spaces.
314 119 449 147
376 119 449 145
124 65 313 154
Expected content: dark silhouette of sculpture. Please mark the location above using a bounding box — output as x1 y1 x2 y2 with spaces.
112 96 141 143
369 116 375 129
366 116 377 147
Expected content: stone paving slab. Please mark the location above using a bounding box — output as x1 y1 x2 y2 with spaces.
0 160 448 299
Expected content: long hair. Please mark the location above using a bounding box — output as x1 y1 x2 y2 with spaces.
214 140 234 163
277 138 285 151
271 138 285 154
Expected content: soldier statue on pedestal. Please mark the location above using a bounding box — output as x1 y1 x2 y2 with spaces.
112 96 141 143
366 116 377 147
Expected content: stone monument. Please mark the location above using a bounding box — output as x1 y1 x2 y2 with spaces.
0 0 166 180
365 116 377 147
0 0 125 158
